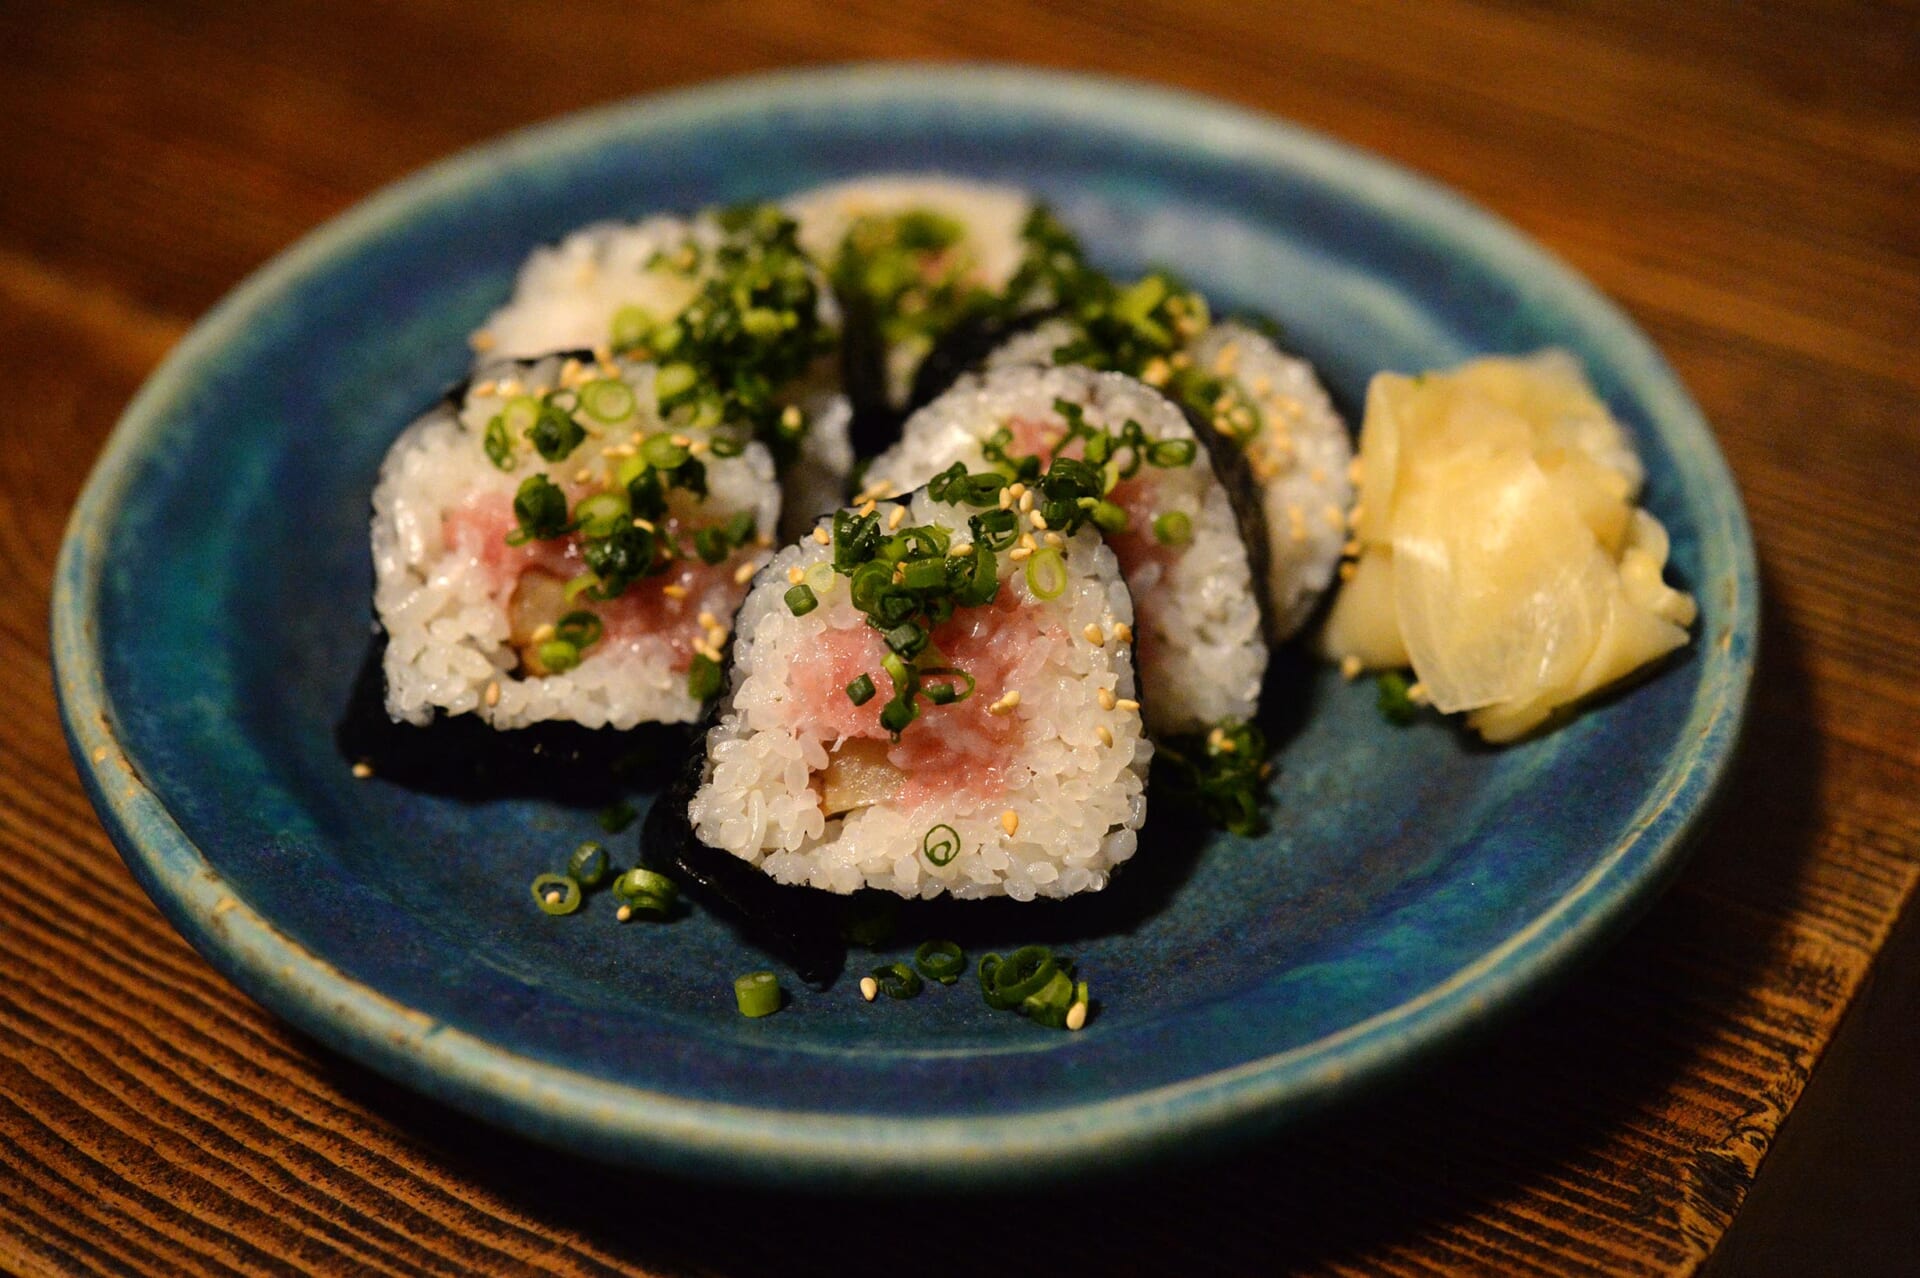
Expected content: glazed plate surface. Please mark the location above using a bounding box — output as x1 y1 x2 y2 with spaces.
53 65 1755 1187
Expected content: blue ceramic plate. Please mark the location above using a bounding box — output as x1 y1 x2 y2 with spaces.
54 65 1755 1188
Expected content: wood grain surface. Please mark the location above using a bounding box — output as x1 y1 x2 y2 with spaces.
4 2 1917 1274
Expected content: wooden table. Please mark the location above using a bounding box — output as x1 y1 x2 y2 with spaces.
5 3 1916 1273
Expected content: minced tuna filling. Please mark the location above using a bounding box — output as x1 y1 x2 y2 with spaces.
786 590 1056 812
443 493 751 675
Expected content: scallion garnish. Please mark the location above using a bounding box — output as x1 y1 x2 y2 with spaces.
871 961 923 1000
642 433 690 469
1023 547 1067 600
1377 671 1418 725
598 801 637 834
574 492 629 540
846 673 876 705
567 841 610 888
580 378 636 423
784 583 818 616
1020 968 1078 1028
990 945 1059 1005
1158 718 1271 836
1152 511 1193 546
505 474 571 545
555 610 603 651
483 415 514 470
536 639 580 673
612 867 678 917
734 971 782 1018
530 873 581 916
526 402 586 462
921 824 959 866
913 940 966 985
687 653 723 701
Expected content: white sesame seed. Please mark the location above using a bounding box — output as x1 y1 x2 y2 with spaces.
484 681 501 707
698 611 719 629
812 527 831 545
530 623 556 644
469 330 496 351
1044 532 1064 548
860 976 879 1002
1066 1002 1088 1031
858 500 878 518
1000 809 1019 836
1029 510 1048 531
1095 725 1113 747
350 761 373 779
1113 622 1133 645
671 434 692 448
1007 482 1027 499
887 505 907 530
1115 698 1140 712
1098 687 1117 711
733 561 756 584
1018 491 1035 513
663 583 689 599
616 904 633 923
1339 560 1358 581
632 517 655 531
1340 654 1363 680
998 488 1013 510
1008 546 1033 561
1407 681 1429 705
1083 624 1105 647
787 566 806 584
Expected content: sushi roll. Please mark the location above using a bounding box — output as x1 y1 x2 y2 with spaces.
984 284 1354 640
682 479 1150 902
469 204 849 542
785 175 1080 447
861 364 1269 737
371 352 779 730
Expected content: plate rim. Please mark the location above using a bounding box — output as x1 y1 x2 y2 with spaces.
52 61 1758 1186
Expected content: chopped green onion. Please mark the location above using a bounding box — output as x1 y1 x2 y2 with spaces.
978 952 1004 1004
556 610 603 650
598 801 637 834
804 561 836 594
567 841 610 888
612 867 678 916
846 673 876 705
991 945 1059 1005
871 961 923 1000
563 573 600 603
918 668 975 705
1147 438 1197 467
1377 671 1418 725
506 473 571 544
879 698 917 734
483 415 514 470
1020 968 1077 1028
734 971 782 1018
1090 500 1129 534
574 491 630 539
921 824 960 867
642 433 690 469
724 510 757 545
527 403 586 462
784 584 819 616
1152 511 1193 546
580 378 637 423
883 621 928 658
500 395 542 437
653 362 698 402
913 940 966 985
695 527 730 564
687 653 723 700
1023 547 1067 600
530 873 581 916
610 304 653 349
536 639 580 673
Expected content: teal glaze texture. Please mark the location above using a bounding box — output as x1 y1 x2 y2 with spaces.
53 65 1755 1187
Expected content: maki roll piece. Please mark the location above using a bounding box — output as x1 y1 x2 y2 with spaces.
862 364 1269 738
986 279 1353 641
371 352 779 731
682 482 1150 902
785 175 1081 448
470 204 851 543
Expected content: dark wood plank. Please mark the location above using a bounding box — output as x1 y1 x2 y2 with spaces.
2 1 1916 1274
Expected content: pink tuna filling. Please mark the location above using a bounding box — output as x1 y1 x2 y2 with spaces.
788 589 1057 809
443 492 751 673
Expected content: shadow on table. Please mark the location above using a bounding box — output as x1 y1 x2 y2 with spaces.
315 568 1822 1276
